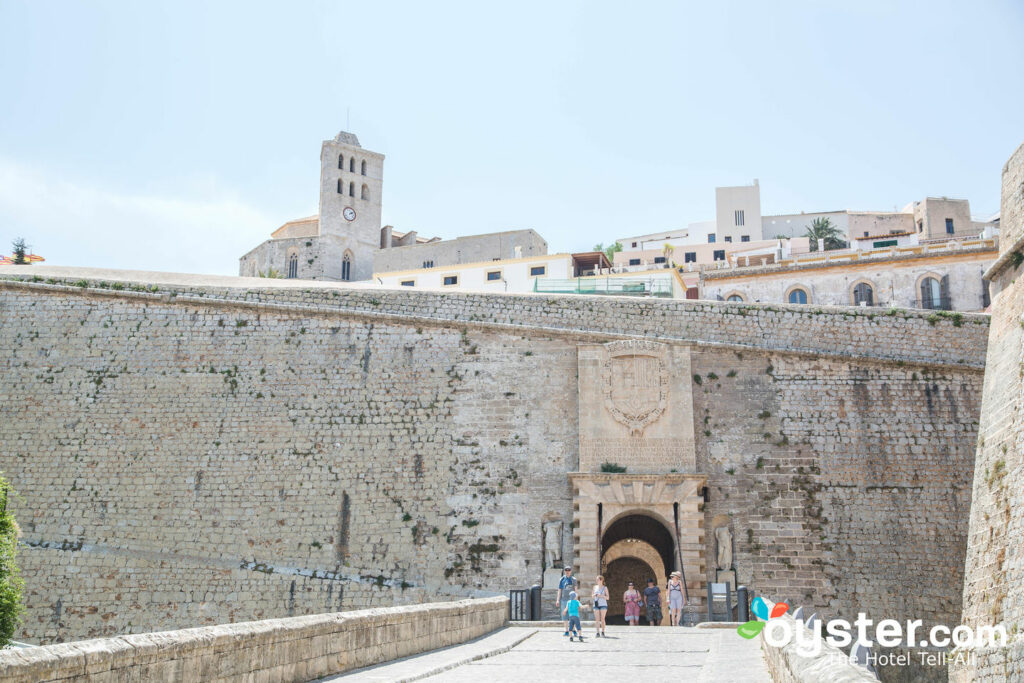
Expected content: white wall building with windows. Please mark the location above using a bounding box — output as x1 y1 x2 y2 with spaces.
374 253 574 293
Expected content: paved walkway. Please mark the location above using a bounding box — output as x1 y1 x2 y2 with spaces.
330 625 771 682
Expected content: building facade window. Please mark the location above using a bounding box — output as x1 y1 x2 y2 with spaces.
727 294 743 302
342 252 352 281
361 184 369 200
741 235 750 242
735 210 745 226
654 256 666 264
486 270 502 281
530 265 546 276
713 250 725 261
360 160 367 175
788 288 808 304
946 218 955 234
724 236 732 243
853 282 874 306
628 258 641 266
338 154 344 169
423 260 434 268
349 182 354 197
684 252 696 263
443 275 458 286
349 158 355 172
287 253 298 279
631 242 637 248
708 234 716 243
401 280 414 287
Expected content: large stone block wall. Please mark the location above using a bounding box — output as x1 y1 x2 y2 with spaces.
953 142 1024 681
0 596 507 683
0 273 987 648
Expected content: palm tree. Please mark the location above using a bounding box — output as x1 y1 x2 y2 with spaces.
662 243 675 267
804 218 846 252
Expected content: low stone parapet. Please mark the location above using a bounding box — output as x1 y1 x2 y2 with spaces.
0 596 507 682
759 612 878 682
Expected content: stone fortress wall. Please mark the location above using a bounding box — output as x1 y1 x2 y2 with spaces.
0 271 987 648
953 143 1024 681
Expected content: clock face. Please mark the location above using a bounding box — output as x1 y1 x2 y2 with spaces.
343 207 357 222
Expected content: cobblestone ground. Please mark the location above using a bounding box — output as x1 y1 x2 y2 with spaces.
336 625 770 682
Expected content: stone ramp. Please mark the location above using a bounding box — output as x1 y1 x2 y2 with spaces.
330 625 770 682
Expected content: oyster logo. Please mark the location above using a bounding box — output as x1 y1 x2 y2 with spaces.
601 341 668 436
737 596 788 639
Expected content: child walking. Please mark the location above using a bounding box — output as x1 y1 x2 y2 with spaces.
562 591 585 642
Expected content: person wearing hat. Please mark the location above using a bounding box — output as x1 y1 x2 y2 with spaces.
562 590 584 642
667 571 685 626
556 566 579 636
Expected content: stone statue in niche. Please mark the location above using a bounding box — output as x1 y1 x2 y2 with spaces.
543 521 563 569
714 526 733 571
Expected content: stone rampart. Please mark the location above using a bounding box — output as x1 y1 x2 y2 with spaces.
0 596 507 682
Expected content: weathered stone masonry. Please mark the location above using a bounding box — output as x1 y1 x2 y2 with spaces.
0 274 987 646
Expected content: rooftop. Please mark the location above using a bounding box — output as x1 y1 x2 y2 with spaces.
334 131 361 147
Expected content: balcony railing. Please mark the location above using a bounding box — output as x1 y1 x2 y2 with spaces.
533 277 674 297
913 297 953 311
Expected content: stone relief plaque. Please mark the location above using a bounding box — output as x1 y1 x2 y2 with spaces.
577 341 696 473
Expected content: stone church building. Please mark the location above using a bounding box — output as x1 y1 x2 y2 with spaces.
239 131 412 282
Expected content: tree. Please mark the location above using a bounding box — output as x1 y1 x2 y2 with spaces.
257 267 283 279
662 243 675 266
11 238 28 265
592 242 622 263
0 475 23 646
804 218 847 252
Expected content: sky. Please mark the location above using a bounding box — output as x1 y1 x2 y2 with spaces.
1 0 1022 275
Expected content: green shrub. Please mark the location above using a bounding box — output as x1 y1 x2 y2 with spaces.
0 476 24 646
600 462 627 473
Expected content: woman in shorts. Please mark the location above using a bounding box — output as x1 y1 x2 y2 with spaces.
591 575 609 637
623 582 641 626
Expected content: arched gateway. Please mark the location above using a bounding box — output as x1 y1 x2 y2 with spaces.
568 340 708 623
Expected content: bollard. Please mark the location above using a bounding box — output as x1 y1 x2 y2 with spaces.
736 586 749 622
530 584 542 621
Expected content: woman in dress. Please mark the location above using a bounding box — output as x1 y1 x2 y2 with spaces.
592 575 609 637
623 581 641 626
666 571 685 626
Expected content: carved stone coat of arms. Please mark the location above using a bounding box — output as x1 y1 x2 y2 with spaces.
601 340 668 436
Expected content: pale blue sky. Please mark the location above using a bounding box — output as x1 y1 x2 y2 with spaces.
1 1 1022 274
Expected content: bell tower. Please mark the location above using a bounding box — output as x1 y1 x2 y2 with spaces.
318 131 384 281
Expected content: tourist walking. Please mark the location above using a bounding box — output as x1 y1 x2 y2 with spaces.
556 566 579 637
623 582 642 626
563 591 584 642
591 575 609 637
667 571 685 626
643 578 662 626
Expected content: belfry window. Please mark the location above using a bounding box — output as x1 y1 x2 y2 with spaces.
361 160 367 175
361 184 369 200
338 154 344 169
349 182 355 197
349 158 355 172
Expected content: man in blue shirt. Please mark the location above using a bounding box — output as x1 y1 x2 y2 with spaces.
556 566 579 636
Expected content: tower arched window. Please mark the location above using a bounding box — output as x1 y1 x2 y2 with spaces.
342 251 352 281
360 160 367 176
287 253 298 279
338 154 343 169
361 184 369 200
349 158 355 172
349 182 355 197
853 282 874 306
337 178 342 194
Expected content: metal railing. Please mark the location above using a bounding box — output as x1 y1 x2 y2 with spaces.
509 589 530 621
533 277 673 297
913 296 953 311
